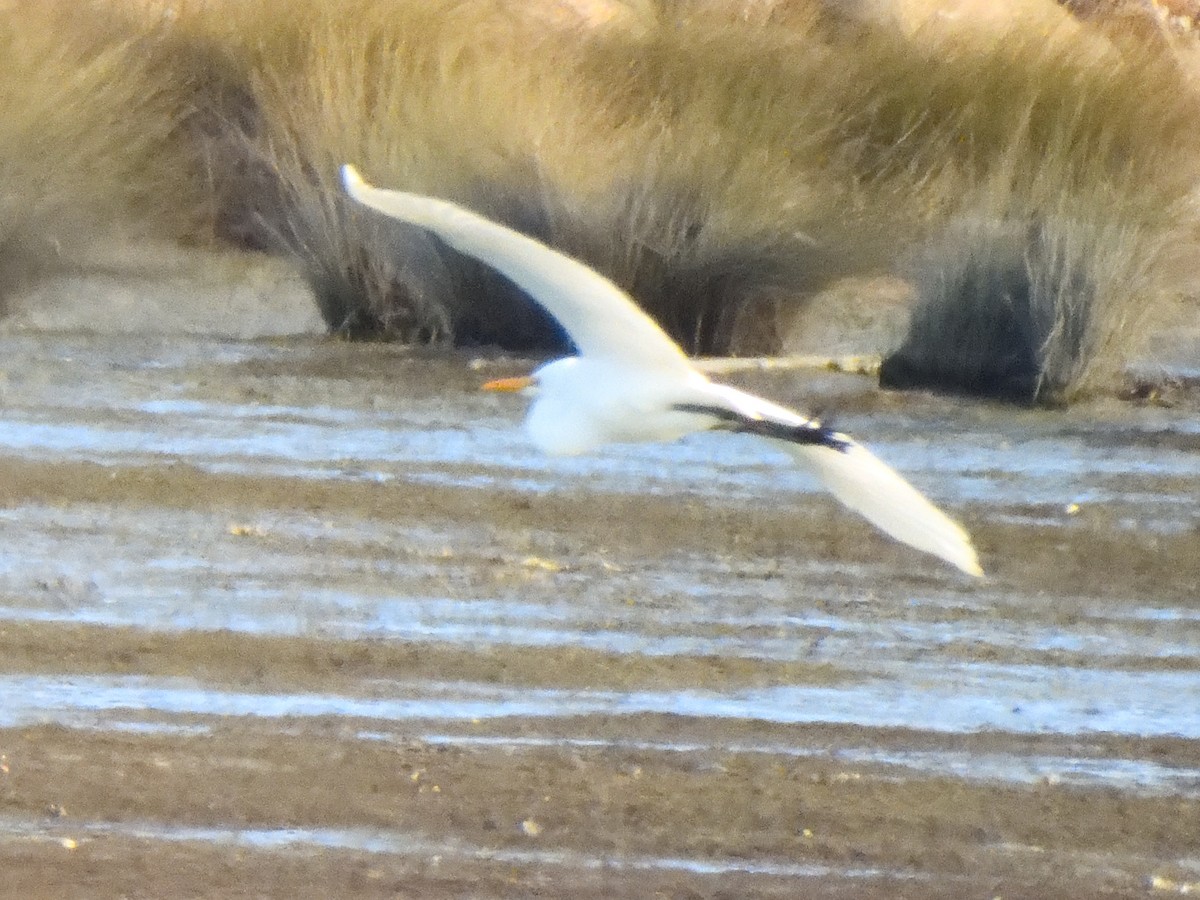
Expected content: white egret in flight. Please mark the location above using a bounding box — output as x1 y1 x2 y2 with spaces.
342 165 982 576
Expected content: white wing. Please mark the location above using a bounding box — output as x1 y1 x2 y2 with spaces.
706 383 983 577
783 441 983 577
342 165 694 374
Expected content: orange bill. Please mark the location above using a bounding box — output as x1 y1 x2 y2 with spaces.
481 375 534 392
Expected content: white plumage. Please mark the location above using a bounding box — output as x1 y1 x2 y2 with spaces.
342 164 983 577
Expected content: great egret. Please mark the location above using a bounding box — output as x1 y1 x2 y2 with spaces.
342 165 983 576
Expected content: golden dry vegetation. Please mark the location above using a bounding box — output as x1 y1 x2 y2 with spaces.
1 0 1197 396
0 0 205 301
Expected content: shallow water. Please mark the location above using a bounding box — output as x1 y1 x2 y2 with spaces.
0 815 910 882
1 334 1197 722
3 661 1200 742
0 328 1198 896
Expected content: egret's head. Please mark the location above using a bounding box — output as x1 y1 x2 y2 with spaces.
481 358 600 455
481 358 578 398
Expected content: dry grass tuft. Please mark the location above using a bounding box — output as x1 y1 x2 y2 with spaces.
163 0 922 353
0 1 205 302
875 17 1200 402
146 1 588 346
881 211 1167 403
563 10 916 351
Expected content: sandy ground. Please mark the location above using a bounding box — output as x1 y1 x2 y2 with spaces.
0 246 1197 897
1 457 1198 899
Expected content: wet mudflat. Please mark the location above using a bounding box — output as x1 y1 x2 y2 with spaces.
0 328 1198 898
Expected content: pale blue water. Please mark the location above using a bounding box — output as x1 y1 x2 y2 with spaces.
0 815 909 881
0 331 1197 876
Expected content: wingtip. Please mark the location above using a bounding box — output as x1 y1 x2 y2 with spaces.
942 529 984 578
341 163 365 197
951 528 985 578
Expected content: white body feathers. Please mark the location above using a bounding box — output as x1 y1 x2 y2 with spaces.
342 165 983 577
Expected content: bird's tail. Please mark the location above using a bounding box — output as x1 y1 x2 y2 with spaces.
779 440 984 577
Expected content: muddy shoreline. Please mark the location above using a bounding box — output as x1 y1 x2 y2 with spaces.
0 329 1197 897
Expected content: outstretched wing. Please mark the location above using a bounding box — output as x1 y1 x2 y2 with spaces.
342 165 694 375
783 440 983 577
703 383 983 577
